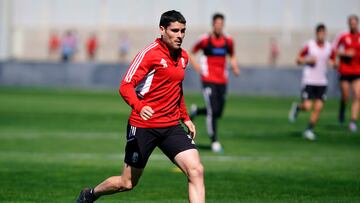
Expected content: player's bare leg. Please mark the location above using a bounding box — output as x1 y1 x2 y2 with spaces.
300 100 313 112
76 164 143 202
289 100 312 123
339 81 350 124
175 149 205 203
304 99 323 140
94 164 143 196
310 99 324 125
349 79 360 132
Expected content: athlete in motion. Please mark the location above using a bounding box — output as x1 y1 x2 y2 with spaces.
76 10 205 203
289 24 332 140
189 13 240 153
332 14 360 133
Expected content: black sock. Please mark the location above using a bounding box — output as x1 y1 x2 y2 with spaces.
307 123 314 130
210 134 217 143
90 188 99 201
197 107 207 115
339 100 346 122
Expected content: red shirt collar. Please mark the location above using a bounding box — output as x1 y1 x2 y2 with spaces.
156 38 183 63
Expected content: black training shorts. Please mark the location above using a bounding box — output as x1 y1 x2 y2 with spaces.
301 85 327 101
339 75 360 83
124 123 196 168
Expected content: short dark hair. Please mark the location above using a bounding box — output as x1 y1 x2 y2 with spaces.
159 10 186 28
316 23 326 33
348 14 359 23
212 13 225 22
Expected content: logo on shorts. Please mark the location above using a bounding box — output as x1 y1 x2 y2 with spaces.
187 134 195 145
127 126 136 142
132 152 139 163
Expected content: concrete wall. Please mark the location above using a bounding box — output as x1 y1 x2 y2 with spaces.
0 62 340 97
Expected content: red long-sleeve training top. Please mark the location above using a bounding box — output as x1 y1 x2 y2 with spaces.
119 38 190 128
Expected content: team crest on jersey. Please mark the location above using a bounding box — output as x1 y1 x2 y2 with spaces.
181 57 186 68
160 58 168 68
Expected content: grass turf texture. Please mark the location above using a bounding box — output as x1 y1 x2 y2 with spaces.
0 87 359 203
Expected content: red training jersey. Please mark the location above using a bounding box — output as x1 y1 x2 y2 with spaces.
332 31 360 75
192 34 234 84
119 38 190 128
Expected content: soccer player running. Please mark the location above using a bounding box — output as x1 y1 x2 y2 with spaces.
76 10 205 203
332 15 360 133
288 24 332 140
189 13 240 153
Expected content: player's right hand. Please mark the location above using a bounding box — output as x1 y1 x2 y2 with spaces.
344 49 355 57
184 120 196 139
140 106 154 120
306 56 316 66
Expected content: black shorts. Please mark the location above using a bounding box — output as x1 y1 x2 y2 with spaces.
124 123 196 168
301 85 327 101
339 75 360 82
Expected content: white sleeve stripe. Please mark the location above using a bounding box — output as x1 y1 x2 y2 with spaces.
125 42 157 82
125 42 158 83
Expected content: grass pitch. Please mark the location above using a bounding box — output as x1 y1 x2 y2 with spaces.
0 87 359 203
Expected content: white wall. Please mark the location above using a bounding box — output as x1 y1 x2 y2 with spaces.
2 0 360 63
0 0 12 60
10 0 360 29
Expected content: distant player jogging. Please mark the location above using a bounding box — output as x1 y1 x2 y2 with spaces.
289 24 332 140
76 10 205 203
189 13 240 153
332 15 360 133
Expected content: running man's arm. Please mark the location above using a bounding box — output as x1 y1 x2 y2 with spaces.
332 34 355 58
119 51 153 115
189 37 206 75
296 44 316 66
228 38 240 76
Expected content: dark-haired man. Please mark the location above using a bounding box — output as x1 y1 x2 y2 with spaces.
189 13 239 153
332 15 360 133
289 24 332 140
76 10 205 203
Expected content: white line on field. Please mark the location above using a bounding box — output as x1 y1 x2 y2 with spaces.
0 151 265 162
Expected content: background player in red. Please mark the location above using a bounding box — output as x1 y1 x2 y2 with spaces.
86 33 98 60
288 24 332 140
332 14 360 133
189 13 240 153
76 10 205 203
48 31 60 60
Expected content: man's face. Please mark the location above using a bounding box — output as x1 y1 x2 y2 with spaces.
348 17 359 32
213 18 224 36
316 29 326 42
160 21 186 50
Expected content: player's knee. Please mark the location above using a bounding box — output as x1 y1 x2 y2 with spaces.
119 178 137 191
342 93 350 101
353 93 360 101
303 104 312 111
187 163 204 180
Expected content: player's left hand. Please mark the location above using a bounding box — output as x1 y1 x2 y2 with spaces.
184 120 196 139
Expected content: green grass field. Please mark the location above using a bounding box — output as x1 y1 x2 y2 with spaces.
0 87 359 203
